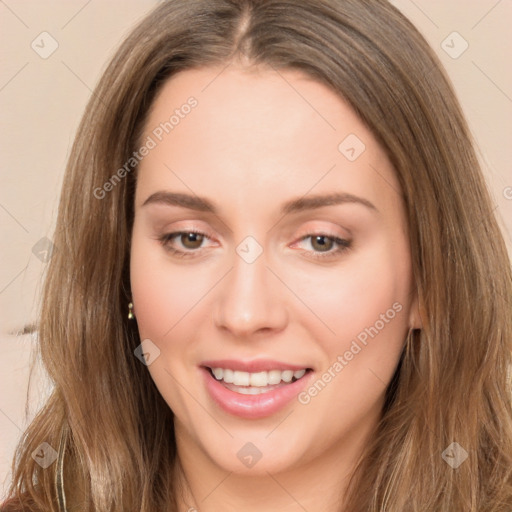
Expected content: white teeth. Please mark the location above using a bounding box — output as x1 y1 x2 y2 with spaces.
250 371 268 387
209 367 308 387
268 370 282 385
233 371 250 386
294 369 306 379
212 368 224 380
236 386 266 395
223 368 234 383
281 370 294 383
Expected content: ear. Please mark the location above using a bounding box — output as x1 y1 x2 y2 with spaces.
408 286 423 330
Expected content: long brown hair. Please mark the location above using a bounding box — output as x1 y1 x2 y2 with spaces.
3 0 512 510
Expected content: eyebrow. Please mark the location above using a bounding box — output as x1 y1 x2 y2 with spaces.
141 191 378 215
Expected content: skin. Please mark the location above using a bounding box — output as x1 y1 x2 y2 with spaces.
130 63 421 512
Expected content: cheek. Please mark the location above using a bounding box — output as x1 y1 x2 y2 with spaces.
294 234 412 348
129 233 208 415
295 234 412 415
129 233 212 341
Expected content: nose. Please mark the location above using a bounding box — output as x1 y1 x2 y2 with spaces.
212 245 288 339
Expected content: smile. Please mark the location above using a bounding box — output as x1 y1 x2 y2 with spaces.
200 361 314 419
209 367 307 389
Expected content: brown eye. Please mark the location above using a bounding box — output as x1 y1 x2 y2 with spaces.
158 230 210 257
310 235 335 252
293 233 351 261
179 232 204 250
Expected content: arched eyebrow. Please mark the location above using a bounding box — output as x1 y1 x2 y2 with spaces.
281 192 377 214
141 191 378 214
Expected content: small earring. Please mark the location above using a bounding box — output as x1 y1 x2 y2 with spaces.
128 302 135 320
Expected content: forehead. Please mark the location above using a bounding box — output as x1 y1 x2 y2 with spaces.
136 65 402 220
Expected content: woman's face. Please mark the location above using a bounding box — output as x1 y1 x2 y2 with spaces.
130 65 420 476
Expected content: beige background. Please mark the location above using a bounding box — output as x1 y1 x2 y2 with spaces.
1 0 511 498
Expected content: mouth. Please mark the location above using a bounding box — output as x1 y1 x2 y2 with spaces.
199 362 314 419
205 366 311 394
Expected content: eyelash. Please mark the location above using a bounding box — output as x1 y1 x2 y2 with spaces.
158 229 351 261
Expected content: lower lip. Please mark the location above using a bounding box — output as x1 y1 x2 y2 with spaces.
201 367 313 419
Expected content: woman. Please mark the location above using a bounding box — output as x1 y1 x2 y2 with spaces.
2 0 511 510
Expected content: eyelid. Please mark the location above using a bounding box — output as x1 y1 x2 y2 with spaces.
293 222 350 240
157 222 216 241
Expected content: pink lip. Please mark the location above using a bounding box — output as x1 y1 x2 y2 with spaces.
200 359 310 372
200 366 314 419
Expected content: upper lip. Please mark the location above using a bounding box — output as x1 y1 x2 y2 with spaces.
201 359 312 373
